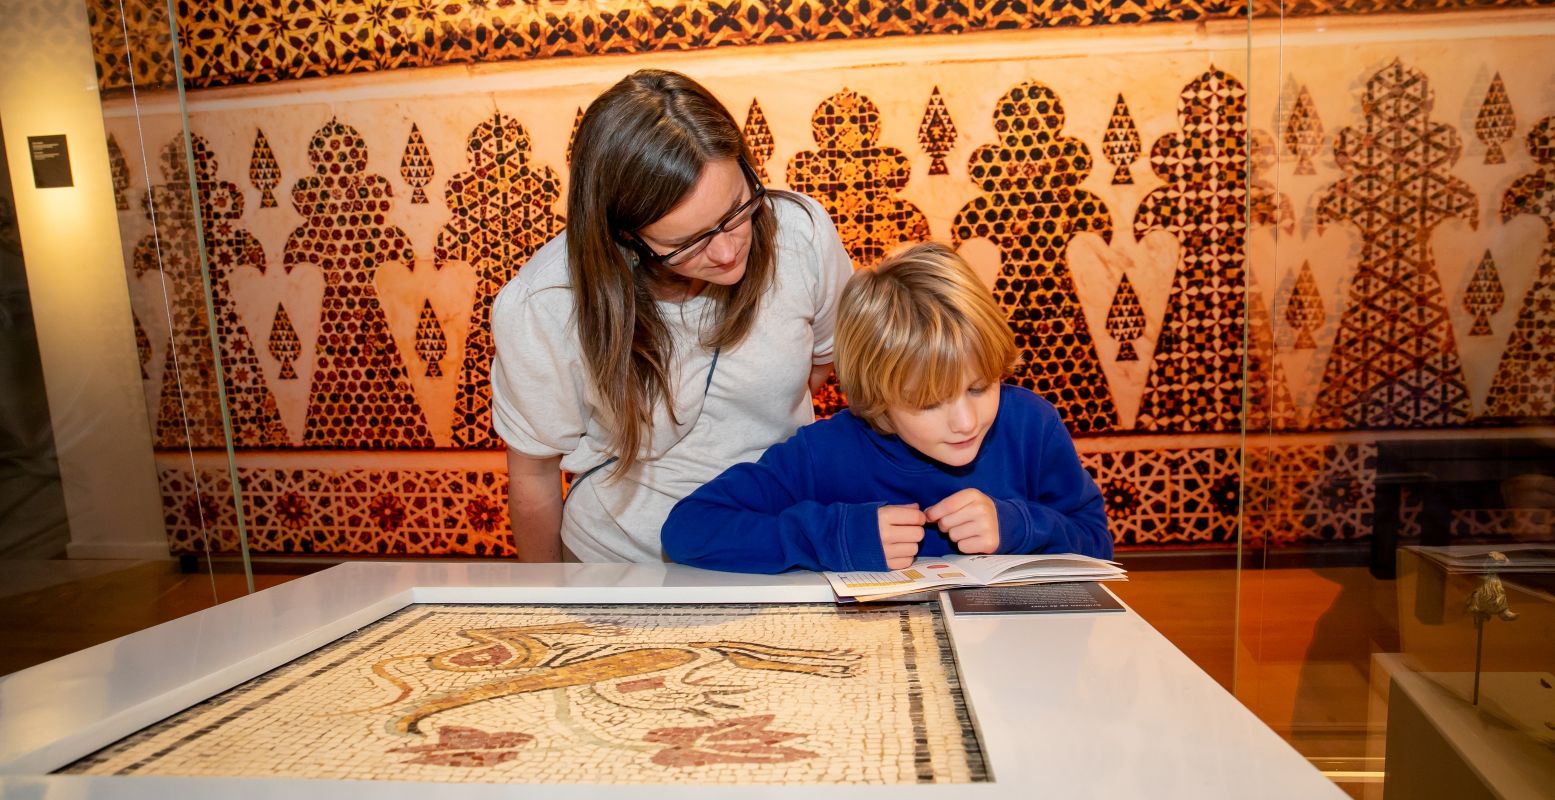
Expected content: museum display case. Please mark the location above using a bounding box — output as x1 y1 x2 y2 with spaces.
1 0 1552 795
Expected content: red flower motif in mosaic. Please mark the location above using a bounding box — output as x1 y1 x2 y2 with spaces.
388 725 532 767
465 495 504 533
368 492 407 533
275 490 311 530
645 714 815 767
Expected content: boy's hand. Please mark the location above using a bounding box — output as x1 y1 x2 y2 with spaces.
878 503 926 570
926 489 1000 554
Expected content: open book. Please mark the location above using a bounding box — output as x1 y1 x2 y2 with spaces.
824 553 1125 602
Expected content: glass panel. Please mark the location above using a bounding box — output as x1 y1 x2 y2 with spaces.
0 0 241 675
1245 3 1555 795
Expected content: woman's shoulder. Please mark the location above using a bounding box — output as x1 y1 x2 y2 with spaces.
493 233 575 325
770 192 834 247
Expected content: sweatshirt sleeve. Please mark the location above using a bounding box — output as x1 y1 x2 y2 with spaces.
661 429 889 573
992 404 1113 560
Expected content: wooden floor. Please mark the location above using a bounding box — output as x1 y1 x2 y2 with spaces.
0 557 1398 794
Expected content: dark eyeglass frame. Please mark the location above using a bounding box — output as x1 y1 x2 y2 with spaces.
626 160 766 268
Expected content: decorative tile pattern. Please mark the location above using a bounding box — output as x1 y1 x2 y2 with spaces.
400 123 434 205
1102 94 1141 185
1463 250 1505 336
1247 128 1299 431
786 89 931 266
918 87 958 177
1286 262 1325 350
1105 274 1145 361
1475 73 1515 165
287 119 433 448
132 310 150 379
952 80 1117 434
248 129 280 209
1283 85 1323 176
63 604 986 785
1134 68 1253 434
1242 443 1377 546
268 303 300 380
1309 60 1475 430
87 0 1555 92
107 133 129 210
744 98 776 183
1080 446 1243 546
435 113 565 449
1484 116 1555 420
136 135 289 448
415 299 447 378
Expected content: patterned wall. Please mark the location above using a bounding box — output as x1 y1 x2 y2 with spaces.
100 11 1555 557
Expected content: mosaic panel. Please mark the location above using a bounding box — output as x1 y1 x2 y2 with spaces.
1309 60 1475 430
1483 116 1555 421
786 89 931 266
1079 445 1244 547
1242 443 1377 546
136 135 289 449
287 119 432 448
1134 68 1256 434
435 113 565 449
87 0 1555 92
159 465 514 557
63 604 986 785
952 80 1118 435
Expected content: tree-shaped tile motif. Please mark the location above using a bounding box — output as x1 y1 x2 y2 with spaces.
918 86 958 177
1134 68 1260 434
287 118 431 448
269 302 300 379
743 98 775 183
1463 250 1504 336
1102 94 1141 185
414 298 447 378
952 80 1116 434
107 133 130 210
133 310 150 378
249 128 280 208
400 123 434 204
1250 129 1294 234
436 112 564 448
1283 84 1323 176
1484 116 1555 420
1475 73 1515 166
566 107 582 167
1310 60 1476 430
787 88 930 266
1286 262 1324 350
1245 128 1298 431
135 134 289 448
1105 274 1144 361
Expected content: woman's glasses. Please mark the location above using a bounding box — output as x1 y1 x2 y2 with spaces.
629 161 766 268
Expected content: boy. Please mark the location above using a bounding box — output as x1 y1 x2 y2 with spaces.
661 242 1110 573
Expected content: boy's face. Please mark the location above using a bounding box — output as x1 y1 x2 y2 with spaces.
883 376 999 468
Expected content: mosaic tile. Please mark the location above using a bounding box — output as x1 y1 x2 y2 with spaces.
1285 262 1325 351
1102 93 1142 185
135 134 289 449
88 0 1555 92
287 118 433 448
267 303 300 380
1483 115 1555 420
414 299 448 378
1464 250 1505 337
1475 72 1515 165
247 128 280 209
1105 273 1145 362
918 86 959 177
1134 68 1256 434
63 604 986 785
435 112 565 449
744 98 776 183
107 133 130 210
952 80 1118 434
1283 84 1323 176
400 123 434 205
786 88 931 266
1309 59 1475 430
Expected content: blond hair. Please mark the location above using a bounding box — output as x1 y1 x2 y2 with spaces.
835 242 1016 433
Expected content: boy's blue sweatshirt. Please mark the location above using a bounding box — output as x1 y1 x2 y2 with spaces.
662 384 1111 573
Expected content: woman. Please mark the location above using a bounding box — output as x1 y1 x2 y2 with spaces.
490 69 852 562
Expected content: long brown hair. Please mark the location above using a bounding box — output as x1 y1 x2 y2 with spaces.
567 69 785 477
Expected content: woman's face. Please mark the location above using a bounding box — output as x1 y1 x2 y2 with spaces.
633 158 757 290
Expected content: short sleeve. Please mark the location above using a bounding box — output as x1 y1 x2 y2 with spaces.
787 195 853 365
489 280 588 458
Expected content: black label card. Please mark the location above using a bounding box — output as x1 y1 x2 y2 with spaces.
947 581 1125 614
28 134 73 189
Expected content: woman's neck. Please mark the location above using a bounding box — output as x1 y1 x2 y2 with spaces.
647 272 707 303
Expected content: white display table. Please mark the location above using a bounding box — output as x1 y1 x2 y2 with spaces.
0 562 1342 798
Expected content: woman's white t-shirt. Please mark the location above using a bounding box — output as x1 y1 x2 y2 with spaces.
490 194 853 562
